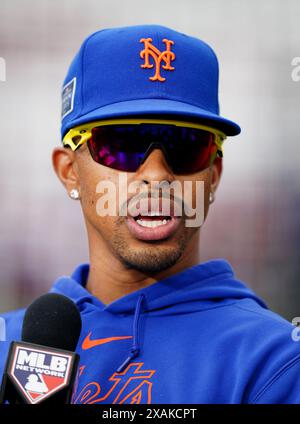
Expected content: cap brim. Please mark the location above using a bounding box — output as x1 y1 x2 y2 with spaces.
63 99 241 138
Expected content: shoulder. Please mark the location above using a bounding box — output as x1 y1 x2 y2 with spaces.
232 297 291 322
0 308 26 342
0 308 26 383
225 298 298 356
227 299 300 403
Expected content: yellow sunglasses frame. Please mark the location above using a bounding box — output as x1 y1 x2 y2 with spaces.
63 118 226 156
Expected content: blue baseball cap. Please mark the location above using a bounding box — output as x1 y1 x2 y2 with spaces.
61 24 241 139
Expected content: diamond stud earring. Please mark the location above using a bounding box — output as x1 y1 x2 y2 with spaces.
209 191 215 204
69 189 80 200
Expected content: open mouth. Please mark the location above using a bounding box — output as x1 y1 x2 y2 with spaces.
125 196 182 241
133 212 172 228
126 210 180 241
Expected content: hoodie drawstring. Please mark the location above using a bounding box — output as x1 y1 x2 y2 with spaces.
116 294 145 373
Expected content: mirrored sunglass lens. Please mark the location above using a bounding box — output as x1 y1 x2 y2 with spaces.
87 124 216 173
167 138 217 174
88 126 147 171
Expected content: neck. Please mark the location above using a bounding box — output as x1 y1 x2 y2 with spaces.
85 227 200 305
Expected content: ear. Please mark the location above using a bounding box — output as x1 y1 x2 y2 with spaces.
52 147 80 194
210 156 223 193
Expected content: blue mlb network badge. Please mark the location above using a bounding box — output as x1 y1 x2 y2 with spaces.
9 345 72 403
61 77 76 119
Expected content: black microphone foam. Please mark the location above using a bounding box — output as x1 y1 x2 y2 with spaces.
21 293 82 352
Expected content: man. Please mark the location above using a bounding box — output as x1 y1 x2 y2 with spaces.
1 24 300 404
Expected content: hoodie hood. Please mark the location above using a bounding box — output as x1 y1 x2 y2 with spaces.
50 259 267 373
51 259 266 315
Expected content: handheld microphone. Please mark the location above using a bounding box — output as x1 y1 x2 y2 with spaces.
0 293 82 404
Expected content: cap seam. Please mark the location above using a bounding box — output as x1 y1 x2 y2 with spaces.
155 31 162 98
79 32 100 120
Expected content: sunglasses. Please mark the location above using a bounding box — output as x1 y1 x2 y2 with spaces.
62 118 226 174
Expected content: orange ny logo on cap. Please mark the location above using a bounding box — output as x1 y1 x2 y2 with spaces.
140 38 175 82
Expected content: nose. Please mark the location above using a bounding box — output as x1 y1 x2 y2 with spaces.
135 147 175 184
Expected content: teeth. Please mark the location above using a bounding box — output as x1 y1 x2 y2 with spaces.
145 211 163 217
136 219 169 228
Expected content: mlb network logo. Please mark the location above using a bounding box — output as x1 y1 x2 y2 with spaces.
9 344 73 403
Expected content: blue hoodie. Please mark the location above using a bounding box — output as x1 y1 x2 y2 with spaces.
1 259 300 404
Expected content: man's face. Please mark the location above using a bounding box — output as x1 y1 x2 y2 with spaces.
66 139 220 273
65 140 221 274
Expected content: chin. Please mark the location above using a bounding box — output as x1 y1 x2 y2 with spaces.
115 238 186 274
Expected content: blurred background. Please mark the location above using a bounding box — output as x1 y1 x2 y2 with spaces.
0 0 299 320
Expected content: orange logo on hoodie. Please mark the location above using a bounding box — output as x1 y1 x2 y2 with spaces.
74 362 156 404
82 332 132 350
